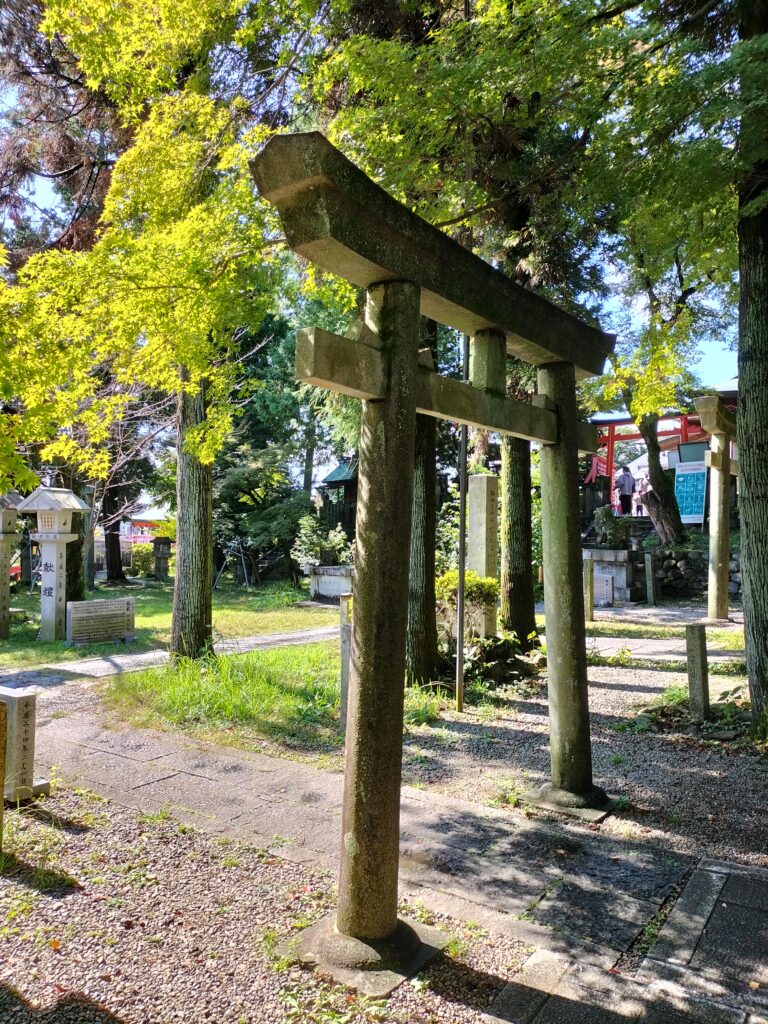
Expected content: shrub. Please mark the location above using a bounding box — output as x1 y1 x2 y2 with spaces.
593 505 631 549
130 543 155 576
291 515 353 568
435 569 499 640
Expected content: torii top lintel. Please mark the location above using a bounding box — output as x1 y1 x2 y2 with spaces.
249 132 615 379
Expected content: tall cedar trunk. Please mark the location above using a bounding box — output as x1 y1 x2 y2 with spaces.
102 486 126 583
500 435 537 651
171 378 213 659
406 411 440 685
737 0 768 729
65 511 86 603
637 413 685 545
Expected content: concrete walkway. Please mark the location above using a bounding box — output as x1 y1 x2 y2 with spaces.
586 636 745 664
0 624 339 690
32 685 768 1023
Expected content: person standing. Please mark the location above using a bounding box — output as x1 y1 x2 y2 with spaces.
614 465 635 516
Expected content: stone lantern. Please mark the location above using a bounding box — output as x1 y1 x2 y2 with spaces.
0 491 22 640
17 487 90 642
151 536 172 582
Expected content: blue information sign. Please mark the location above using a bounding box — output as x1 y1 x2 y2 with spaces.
674 461 707 524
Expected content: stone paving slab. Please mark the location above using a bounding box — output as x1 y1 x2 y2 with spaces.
586 637 744 664
640 864 768 1011
493 951 749 1024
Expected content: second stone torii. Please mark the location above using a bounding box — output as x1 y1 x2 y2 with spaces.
250 132 617 992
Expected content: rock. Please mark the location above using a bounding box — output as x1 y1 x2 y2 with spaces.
663 559 676 570
706 729 739 741
676 560 689 572
729 560 740 572
728 581 740 595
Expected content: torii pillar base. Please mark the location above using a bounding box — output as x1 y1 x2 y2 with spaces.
283 914 448 997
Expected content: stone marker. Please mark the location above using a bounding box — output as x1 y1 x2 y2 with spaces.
16 487 90 642
0 492 21 640
644 552 657 607
0 686 50 802
583 556 595 623
250 131 616 993
467 474 499 636
686 624 710 723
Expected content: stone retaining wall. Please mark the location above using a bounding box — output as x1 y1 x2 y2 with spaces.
654 547 742 601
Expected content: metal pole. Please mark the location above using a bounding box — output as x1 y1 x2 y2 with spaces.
456 0 472 713
455 332 469 712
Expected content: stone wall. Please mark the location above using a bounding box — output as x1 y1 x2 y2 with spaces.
654 548 742 601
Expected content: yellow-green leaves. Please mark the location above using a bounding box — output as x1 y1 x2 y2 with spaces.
43 0 244 122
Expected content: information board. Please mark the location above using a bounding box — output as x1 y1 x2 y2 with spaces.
674 461 707 524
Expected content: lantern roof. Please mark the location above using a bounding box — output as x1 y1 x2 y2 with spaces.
0 490 22 510
17 487 90 513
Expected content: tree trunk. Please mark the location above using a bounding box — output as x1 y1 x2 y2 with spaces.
500 435 537 650
303 416 316 494
171 377 213 659
637 413 685 545
406 411 440 686
65 511 86 603
102 486 126 583
737 0 768 732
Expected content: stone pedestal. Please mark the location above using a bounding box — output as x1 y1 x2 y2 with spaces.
36 537 75 642
467 474 499 635
0 687 50 802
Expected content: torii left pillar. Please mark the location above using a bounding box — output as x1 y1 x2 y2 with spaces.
295 281 448 990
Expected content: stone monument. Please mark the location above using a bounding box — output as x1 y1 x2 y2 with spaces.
0 686 50 802
466 474 499 635
17 487 91 642
0 491 22 640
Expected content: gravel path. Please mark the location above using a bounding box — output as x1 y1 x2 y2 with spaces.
0 789 529 1024
400 665 768 868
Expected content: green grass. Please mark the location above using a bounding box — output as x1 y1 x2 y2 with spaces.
105 642 343 750
0 580 336 669
104 641 445 755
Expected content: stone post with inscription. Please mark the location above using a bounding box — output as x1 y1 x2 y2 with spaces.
17 487 91 643
467 475 499 635
0 686 50 802
0 492 21 640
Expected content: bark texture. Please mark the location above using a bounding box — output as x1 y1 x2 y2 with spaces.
65 511 86 603
637 413 685 545
737 0 768 730
171 378 213 659
499 434 536 650
102 485 126 583
406 411 440 685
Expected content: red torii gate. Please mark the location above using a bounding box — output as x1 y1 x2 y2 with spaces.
586 413 706 487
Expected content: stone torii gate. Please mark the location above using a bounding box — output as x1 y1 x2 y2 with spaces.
250 133 616 992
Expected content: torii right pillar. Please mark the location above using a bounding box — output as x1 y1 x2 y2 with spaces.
533 363 610 813
696 396 736 623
